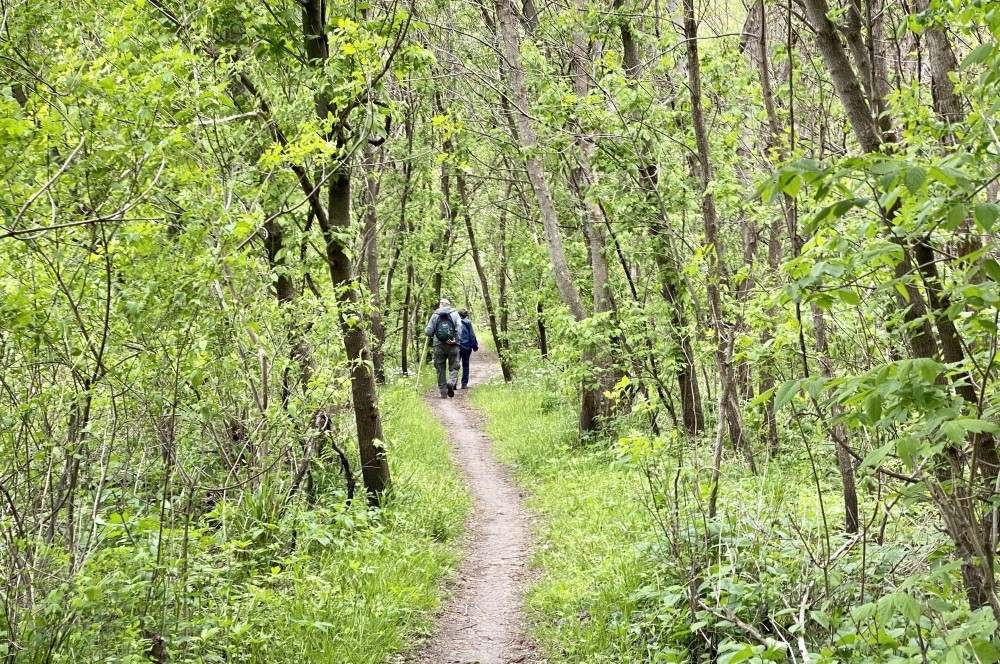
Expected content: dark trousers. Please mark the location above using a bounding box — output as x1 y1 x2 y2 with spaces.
434 343 460 394
460 348 473 386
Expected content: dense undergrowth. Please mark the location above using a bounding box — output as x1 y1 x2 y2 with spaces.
473 367 999 663
4 383 469 663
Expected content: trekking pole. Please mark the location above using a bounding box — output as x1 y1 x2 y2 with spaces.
414 337 430 392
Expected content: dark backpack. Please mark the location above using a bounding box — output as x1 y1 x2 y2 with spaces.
434 314 458 344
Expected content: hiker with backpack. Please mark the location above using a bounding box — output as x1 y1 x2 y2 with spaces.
458 308 479 389
425 298 462 398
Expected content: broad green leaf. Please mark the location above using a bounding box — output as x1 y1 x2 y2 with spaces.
859 443 893 471
945 203 968 228
903 167 925 194
962 42 995 68
835 289 860 306
896 437 919 469
775 379 802 409
971 639 1000 664
722 646 756 664
975 203 1000 232
865 393 882 422
914 358 944 384
983 258 1000 282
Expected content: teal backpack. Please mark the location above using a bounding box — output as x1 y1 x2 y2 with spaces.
434 314 458 344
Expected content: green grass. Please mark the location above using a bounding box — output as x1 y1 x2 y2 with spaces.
471 380 655 663
34 384 471 664
233 384 473 662
469 372 995 664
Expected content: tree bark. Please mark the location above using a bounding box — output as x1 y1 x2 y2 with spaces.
302 0 389 504
537 300 548 358
401 258 414 375
914 0 963 128
683 0 755 471
362 146 386 384
618 11 704 435
457 171 513 381
323 167 391 503
434 153 457 301
495 0 588 322
802 0 883 154
811 307 859 533
498 202 512 366
569 3 620 433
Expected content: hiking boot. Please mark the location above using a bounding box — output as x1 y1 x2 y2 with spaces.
440 390 448 399
460 384 468 389
447 383 455 397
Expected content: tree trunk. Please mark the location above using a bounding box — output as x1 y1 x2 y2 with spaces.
494 0 588 322
323 168 391 503
569 6 620 433
811 306 859 533
537 300 548 358
302 0 389 504
434 155 457 301
803 0 999 615
497 187 513 377
617 10 704 435
682 0 755 471
457 171 513 381
914 0 963 129
659 263 705 435
401 258 414 375
802 0 883 154
362 146 386 384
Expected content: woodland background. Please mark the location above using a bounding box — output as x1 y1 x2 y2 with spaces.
3 0 1000 660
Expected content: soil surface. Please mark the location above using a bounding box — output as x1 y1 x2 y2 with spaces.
413 351 542 664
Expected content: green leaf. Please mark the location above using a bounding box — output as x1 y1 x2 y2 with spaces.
975 203 1000 232
859 443 893 471
883 591 921 622
869 160 901 175
971 639 1000 664
914 358 944 384
902 166 925 194
722 646 756 664
956 418 1000 434
851 601 877 622
983 258 1000 282
865 393 882 422
190 368 205 388
962 42 995 69
780 173 802 198
835 289 860 306
775 379 802 409
928 166 957 186
941 421 965 443
896 437 919 469
945 203 968 228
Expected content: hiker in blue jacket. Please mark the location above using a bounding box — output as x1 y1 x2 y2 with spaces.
457 308 479 389
425 299 462 398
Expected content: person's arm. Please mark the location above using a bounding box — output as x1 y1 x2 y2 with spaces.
471 324 479 351
425 314 437 337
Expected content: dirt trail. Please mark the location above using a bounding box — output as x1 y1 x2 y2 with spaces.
414 351 541 664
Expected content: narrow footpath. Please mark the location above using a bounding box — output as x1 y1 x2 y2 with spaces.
414 351 541 664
